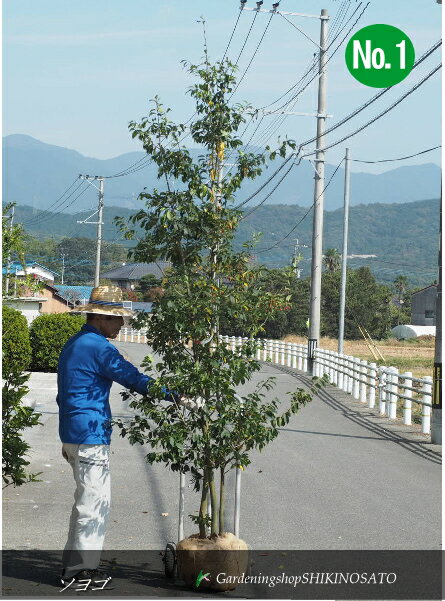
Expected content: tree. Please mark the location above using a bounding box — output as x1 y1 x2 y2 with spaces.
114 57 315 540
323 248 341 272
321 267 392 339
55 237 128 284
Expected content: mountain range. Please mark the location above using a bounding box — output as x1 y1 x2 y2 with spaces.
3 134 441 211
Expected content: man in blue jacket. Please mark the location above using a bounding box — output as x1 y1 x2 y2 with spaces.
57 285 171 586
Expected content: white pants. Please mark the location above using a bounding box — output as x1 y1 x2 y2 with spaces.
61 443 111 578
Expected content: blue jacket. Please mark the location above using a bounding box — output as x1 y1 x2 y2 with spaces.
57 324 153 445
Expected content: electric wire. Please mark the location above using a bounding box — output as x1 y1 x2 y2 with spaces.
231 12 276 100
234 152 296 209
302 63 442 156
299 39 442 150
352 145 441 164
21 181 90 227
21 179 83 225
235 9 259 66
222 6 244 60
254 156 344 254
250 2 370 150
240 156 300 220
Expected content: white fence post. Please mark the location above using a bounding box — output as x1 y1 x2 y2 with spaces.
337 354 344 390
422 376 432 434
368 363 377 409
291 344 297 369
280 341 286 366
379 368 387 415
352 359 360 400
347 357 354 394
402 371 412 425
314 349 320 378
359 360 368 403
388 367 399 420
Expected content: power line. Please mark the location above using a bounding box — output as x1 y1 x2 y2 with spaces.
235 9 259 66
231 12 276 99
240 156 300 220
20 179 84 225
254 156 344 253
250 2 370 150
303 63 442 155
300 39 442 150
222 5 244 60
21 182 91 228
353 145 441 164
234 152 296 209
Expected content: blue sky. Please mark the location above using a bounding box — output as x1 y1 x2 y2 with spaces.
3 0 442 173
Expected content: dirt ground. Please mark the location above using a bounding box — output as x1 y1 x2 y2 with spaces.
283 335 435 379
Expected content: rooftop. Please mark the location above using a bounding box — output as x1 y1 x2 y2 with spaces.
101 262 170 281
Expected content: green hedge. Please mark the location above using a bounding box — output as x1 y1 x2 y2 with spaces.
2 305 32 376
29 313 85 372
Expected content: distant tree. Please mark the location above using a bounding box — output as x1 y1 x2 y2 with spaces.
55 238 128 284
321 267 392 339
323 248 341 273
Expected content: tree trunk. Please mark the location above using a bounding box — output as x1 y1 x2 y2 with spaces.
199 471 208 539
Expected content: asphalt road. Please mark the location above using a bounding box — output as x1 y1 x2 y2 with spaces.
3 341 441 553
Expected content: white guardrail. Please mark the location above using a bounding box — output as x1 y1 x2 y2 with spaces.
117 329 433 435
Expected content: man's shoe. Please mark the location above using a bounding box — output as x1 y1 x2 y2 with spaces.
61 569 113 589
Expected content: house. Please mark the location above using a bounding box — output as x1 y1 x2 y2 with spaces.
2 261 59 284
4 284 75 323
100 262 170 291
411 284 438 326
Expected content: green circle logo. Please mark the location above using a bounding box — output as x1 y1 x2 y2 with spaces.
345 24 415 88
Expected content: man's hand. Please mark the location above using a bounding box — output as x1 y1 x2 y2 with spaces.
178 396 206 411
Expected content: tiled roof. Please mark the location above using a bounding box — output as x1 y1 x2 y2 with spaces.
101 262 170 281
54 285 93 301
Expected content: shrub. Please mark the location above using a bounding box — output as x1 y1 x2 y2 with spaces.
30 313 85 372
2 305 32 375
2 305 41 487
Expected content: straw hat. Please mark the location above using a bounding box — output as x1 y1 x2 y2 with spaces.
72 285 134 317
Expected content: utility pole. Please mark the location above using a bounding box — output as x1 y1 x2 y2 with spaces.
307 8 329 374
5 204 15 295
338 148 351 354
61 252 66 285
77 175 104 287
431 193 442 444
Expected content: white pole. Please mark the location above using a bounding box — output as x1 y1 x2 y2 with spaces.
359 360 368 403
291 343 297 369
402 371 413 425
338 354 344 390
368 362 377 409
389 367 399 420
347 357 354 394
352 359 360 400
234 465 242 537
422 376 433 434
379 369 387 415
178 472 186 542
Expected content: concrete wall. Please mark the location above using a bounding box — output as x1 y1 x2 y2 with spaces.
39 288 72 314
411 285 437 326
4 298 44 324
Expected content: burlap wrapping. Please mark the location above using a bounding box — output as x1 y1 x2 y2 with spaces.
176 532 249 591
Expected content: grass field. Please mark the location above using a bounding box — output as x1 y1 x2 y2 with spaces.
283 335 435 379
